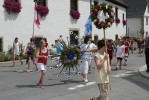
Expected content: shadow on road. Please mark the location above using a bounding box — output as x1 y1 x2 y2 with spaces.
122 72 149 92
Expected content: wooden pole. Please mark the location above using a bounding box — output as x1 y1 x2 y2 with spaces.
103 29 111 90
32 20 35 38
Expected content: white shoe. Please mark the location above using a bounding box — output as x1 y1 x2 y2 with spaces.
84 79 88 83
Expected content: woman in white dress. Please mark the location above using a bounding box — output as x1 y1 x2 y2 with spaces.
13 37 23 66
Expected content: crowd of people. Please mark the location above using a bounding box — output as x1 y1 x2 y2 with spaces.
11 34 149 92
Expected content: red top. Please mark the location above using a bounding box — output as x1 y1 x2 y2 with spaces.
45 42 48 47
107 44 113 57
38 49 48 65
124 41 129 53
130 40 134 45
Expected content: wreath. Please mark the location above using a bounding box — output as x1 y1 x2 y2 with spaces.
91 3 114 29
60 45 81 68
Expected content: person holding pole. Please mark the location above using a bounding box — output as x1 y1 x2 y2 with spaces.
25 38 38 72
90 40 111 100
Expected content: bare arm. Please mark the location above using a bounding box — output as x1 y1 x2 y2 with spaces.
94 56 106 70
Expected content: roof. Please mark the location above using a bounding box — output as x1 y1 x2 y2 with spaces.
106 0 128 8
124 0 147 18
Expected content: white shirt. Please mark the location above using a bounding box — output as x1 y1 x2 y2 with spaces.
80 43 97 59
116 45 125 57
95 52 109 84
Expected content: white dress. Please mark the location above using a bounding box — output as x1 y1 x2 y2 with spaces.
13 42 20 55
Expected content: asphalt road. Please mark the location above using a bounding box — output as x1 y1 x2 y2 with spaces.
0 51 148 100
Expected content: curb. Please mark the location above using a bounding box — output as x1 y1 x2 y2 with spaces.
0 60 26 64
138 65 149 79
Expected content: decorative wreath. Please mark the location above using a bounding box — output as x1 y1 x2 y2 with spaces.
60 45 81 68
91 3 114 29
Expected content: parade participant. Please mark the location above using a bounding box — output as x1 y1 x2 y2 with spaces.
54 39 63 55
115 41 125 70
145 34 149 72
130 38 134 53
25 38 38 72
107 39 113 65
36 40 52 89
43 38 49 49
88 38 97 73
141 38 145 53
137 38 142 54
124 39 130 66
80 35 97 83
90 40 111 100
13 37 23 66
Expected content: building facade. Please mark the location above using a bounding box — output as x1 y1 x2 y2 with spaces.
125 0 149 38
0 0 127 52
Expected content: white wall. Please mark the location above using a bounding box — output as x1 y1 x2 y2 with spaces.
127 18 141 37
0 0 126 52
144 5 149 37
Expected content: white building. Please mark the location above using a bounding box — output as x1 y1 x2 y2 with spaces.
125 0 149 38
0 0 127 52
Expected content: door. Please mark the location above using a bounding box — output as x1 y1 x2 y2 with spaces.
70 30 79 45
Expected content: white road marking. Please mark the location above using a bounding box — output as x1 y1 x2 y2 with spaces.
68 82 95 90
112 71 137 78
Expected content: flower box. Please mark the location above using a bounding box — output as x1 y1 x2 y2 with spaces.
123 20 127 25
2 0 22 14
35 5 49 17
70 9 80 19
115 18 120 24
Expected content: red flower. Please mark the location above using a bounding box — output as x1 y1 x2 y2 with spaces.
100 22 105 27
115 18 120 24
36 5 49 17
70 9 80 19
3 0 22 13
94 8 98 13
123 20 127 25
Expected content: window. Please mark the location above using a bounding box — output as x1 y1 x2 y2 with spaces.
115 8 118 19
70 30 79 45
94 0 98 6
70 0 78 10
0 38 3 52
123 14 124 20
148 5 149 13
37 0 46 6
146 17 148 25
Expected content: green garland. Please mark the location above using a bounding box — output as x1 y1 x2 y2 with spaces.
60 45 81 68
91 3 114 29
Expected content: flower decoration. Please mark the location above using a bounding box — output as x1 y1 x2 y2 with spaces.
35 5 49 17
60 45 81 68
2 0 22 14
91 3 114 29
115 18 120 24
70 9 80 19
123 20 126 25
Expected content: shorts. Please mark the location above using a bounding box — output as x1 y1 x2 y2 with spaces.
117 57 123 61
37 63 47 72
